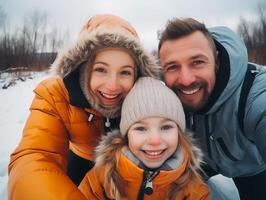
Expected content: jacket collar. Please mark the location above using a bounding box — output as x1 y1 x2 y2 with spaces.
117 149 189 185
122 146 184 171
195 40 230 114
63 67 90 108
195 26 248 114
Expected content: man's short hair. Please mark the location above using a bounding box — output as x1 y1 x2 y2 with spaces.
158 18 217 57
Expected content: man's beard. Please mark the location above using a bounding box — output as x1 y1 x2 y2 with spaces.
172 82 210 112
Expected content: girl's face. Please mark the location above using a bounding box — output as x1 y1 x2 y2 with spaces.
90 49 135 109
127 117 179 169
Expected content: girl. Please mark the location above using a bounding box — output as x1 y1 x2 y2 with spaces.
8 14 159 200
79 77 210 200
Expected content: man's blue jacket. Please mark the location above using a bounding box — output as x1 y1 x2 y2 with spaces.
186 26 266 177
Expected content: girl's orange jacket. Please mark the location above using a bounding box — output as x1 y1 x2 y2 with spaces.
79 130 210 200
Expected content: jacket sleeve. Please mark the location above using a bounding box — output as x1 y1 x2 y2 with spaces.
184 179 210 200
79 167 106 199
245 76 266 162
8 81 87 200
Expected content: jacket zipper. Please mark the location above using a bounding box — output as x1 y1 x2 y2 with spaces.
204 116 223 172
137 170 159 200
186 112 195 131
204 116 213 160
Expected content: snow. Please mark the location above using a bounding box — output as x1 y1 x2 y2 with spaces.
0 71 240 200
0 71 49 200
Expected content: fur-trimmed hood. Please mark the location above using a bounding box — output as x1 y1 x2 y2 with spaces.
93 129 205 199
50 14 160 118
95 129 203 172
52 14 160 79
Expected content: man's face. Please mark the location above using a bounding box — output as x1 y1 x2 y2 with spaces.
159 31 217 112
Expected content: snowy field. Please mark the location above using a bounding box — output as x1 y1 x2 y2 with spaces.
0 71 240 200
0 70 49 200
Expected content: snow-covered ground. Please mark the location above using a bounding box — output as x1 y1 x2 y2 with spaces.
0 71 240 200
0 70 49 200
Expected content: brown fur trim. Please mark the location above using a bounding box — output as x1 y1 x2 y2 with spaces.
51 28 161 79
51 27 161 117
95 129 205 199
94 130 126 199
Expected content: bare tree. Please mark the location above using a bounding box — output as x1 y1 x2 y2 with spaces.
0 8 68 72
237 1 266 65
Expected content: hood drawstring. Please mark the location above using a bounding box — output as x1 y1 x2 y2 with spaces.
105 118 111 128
88 113 94 122
87 114 111 127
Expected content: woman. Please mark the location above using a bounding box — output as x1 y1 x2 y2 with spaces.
8 14 160 200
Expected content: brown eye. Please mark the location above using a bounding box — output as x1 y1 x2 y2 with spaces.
134 126 146 131
192 60 204 66
165 65 178 72
93 67 106 73
120 70 132 76
161 124 173 131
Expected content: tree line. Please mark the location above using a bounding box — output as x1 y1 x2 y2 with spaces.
0 3 265 73
0 8 69 72
237 1 266 65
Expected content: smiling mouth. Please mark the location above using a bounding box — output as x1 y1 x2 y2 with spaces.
96 91 123 107
99 91 120 99
143 150 165 156
179 87 201 95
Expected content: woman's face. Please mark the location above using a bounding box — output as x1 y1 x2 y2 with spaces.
90 49 136 110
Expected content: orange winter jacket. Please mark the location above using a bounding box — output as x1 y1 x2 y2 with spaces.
8 14 160 200
80 154 209 200
79 131 210 200
8 76 106 200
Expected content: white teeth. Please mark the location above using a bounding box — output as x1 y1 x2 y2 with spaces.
100 92 119 99
145 151 162 156
181 88 200 95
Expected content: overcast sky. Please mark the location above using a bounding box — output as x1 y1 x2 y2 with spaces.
0 0 261 50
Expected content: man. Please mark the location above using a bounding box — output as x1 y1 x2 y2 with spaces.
158 18 266 200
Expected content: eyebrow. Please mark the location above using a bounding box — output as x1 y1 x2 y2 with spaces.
163 54 209 68
93 61 135 69
160 118 175 123
93 61 108 66
189 54 209 60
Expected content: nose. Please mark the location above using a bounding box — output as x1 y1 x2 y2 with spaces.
105 74 120 91
177 67 196 87
147 131 161 146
